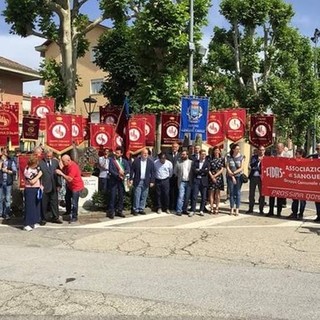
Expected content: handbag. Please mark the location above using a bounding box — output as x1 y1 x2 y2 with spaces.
241 173 248 184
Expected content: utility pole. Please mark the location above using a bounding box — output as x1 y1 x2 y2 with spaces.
188 0 194 96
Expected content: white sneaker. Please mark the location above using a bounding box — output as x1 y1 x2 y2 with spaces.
23 225 33 232
166 209 171 214
33 223 40 229
188 211 195 217
199 211 204 216
157 209 162 214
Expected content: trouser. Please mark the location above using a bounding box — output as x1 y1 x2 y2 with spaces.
191 178 207 212
155 178 170 211
169 175 178 210
291 200 306 216
133 180 149 212
65 187 81 219
248 176 264 212
109 178 125 215
42 189 59 220
176 181 191 213
24 188 41 226
268 197 285 215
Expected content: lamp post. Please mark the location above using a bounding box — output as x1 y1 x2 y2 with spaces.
83 96 97 123
311 28 320 153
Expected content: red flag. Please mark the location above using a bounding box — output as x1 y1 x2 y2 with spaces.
249 114 274 148
82 117 89 141
206 111 225 146
100 104 121 125
31 97 55 131
224 108 246 142
22 115 41 140
133 114 156 146
126 118 146 157
90 124 114 149
71 115 83 146
18 154 30 189
161 113 180 145
0 102 19 146
46 114 73 154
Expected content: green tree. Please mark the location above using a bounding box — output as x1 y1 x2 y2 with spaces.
3 0 111 112
200 0 320 146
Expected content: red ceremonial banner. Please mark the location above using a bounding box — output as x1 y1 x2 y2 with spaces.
161 113 180 145
82 117 89 141
132 114 156 146
31 97 55 131
18 154 30 189
249 115 274 148
90 124 114 149
224 108 246 142
261 157 320 202
0 102 19 146
127 118 146 155
46 114 73 154
206 111 225 146
112 133 123 151
71 115 83 146
22 115 40 140
100 104 121 125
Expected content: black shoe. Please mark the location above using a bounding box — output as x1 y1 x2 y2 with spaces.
245 210 253 214
266 212 274 217
132 211 139 216
117 212 125 218
70 217 78 223
139 211 146 215
287 213 297 220
3 215 11 220
52 218 63 224
39 220 47 226
107 213 114 219
297 214 303 220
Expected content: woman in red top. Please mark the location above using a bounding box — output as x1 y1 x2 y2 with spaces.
56 155 84 222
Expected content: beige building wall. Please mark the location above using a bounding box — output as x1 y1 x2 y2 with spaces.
42 26 108 116
0 73 23 106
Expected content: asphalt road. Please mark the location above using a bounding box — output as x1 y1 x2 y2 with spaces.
0 189 319 319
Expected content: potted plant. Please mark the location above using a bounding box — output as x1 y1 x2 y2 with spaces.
81 163 94 177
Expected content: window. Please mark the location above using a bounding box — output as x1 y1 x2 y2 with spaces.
90 79 103 95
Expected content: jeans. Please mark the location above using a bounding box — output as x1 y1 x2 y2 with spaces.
176 181 191 213
0 183 12 217
133 180 149 212
65 187 80 219
227 176 242 208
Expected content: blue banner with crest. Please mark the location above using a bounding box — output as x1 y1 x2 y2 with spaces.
179 96 209 141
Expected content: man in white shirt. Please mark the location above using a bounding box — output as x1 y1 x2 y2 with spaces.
154 152 173 214
98 148 110 193
174 150 192 215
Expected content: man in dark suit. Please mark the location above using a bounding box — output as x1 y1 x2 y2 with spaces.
189 144 201 161
129 149 155 215
108 147 130 219
189 149 210 217
307 143 320 222
39 149 63 224
166 142 180 210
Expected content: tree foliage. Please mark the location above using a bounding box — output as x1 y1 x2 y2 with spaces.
95 0 211 113
199 0 320 146
3 0 109 112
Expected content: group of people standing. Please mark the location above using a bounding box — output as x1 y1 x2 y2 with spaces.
98 143 246 218
246 142 320 222
22 148 84 231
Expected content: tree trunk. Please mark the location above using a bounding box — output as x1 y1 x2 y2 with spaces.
155 113 162 154
59 6 77 114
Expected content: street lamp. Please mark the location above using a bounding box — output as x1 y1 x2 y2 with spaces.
83 96 97 122
311 28 320 153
